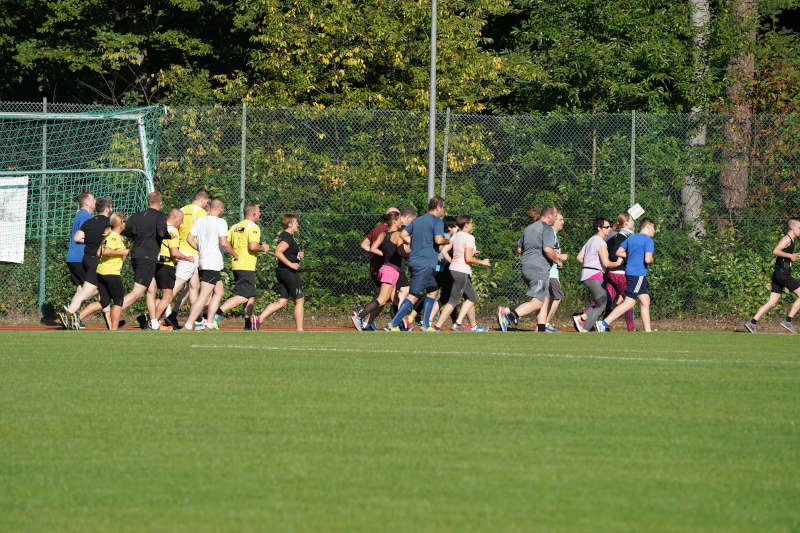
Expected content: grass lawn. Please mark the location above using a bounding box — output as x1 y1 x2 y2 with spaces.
1 330 798 531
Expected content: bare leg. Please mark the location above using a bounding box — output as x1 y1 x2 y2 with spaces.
67 283 98 314
514 298 543 318
545 299 561 325
145 280 157 318
122 282 149 310
184 282 215 328
455 300 475 326
259 299 288 322
789 288 800 318
205 281 225 327
537 295 551 325
638 294 651 332
293 297 304 331
110 305 122 330
79 301 102 320
434 303 456 328
604 296 637 326
220 295 248 314
154 289 175 320
753 292 782 321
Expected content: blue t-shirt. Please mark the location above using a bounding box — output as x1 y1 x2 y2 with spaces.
621 233 654 277
406 213 445 268
66 209 92 262
548 232 561 279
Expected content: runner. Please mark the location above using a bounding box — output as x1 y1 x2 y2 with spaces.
152 208 195 330
497 206 561 332
60 197 114 329
386 196 448 331
358 207 400 329
255 214 305 331
434 215 491 332
183 198 237 330
605 213 636 331
120 191 169 330
216 202 270 329
745 218 800 334
536 211 567 332
429 216 459 327
572 217 622 333
351 211 408 330
596 218 656 332
167 188 211 328
95 212 130 330
62 192 95 323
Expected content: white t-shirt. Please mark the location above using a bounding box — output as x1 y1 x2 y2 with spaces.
190 215 229 271
449 231 476 275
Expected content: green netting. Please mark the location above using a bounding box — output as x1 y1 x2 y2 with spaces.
0 106 164 238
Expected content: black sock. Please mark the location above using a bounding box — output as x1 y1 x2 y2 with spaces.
359 299 381 319
751 318 758 324
537 323 546 332
785 316 792 323
508 310 519 321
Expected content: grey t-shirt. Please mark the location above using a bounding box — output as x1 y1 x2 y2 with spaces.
517 220 556 277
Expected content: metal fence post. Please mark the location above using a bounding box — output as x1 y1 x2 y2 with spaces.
38 97 48 317
440 107 450 199
240 102 247 220
426 0 438 201
630 110 636 207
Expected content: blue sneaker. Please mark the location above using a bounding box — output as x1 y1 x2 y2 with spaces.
545 323 560 333
470 325 489 332
364 323 379 331
213 313 221 328
497 306 509 332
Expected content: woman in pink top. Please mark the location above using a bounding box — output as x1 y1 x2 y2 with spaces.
434 215 491 331
572 217 622 332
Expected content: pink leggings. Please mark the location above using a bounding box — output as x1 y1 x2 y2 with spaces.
606 273 635 331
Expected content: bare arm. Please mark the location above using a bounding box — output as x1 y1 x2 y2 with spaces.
576 247 584 264
544 246 562 267
274 241 299 270
170 246 195 262
248 241 270 253
434 234 449 245
102 247 129 258
360 236 372 253
74 230 85 244
219 236 238 261
369 232 386 256
390 231 410 257
464 247 490 267
645 251 654 265
616 246 627 258
774 236 800 262
439 241 453 263
598 245 623 268
187 233 199 251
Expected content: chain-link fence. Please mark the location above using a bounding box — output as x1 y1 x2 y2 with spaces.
2 100 800 323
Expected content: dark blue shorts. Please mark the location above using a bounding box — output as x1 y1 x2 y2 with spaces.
409 264 438 297
625 275 648 298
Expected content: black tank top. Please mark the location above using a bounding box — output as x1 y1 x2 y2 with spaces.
775 235 795 272
381 230 403 269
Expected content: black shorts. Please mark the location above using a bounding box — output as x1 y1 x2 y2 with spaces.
67 262 85 286
233 270 257 298
276 269 304 300
772 269 800 293
97 274 124 308
82 255 100 287
436 270 453 304
397 268 409 289
155 264 176 291
132 258 156 287
199 269 222 285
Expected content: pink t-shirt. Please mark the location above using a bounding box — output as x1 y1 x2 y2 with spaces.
449 231 476 275
580 235 607 282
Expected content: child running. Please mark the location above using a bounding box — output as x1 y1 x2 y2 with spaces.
572 217 622 332
433 215 491 331
95 212 130 330
255 214 305 331
745 218 800 333
351 211 409 330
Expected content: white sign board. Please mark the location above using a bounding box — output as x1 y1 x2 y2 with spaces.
0 176 29 263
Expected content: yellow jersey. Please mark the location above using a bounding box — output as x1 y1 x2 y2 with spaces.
158 225 180 266
97 232 126 276
178 204 207 255
229 219 261 271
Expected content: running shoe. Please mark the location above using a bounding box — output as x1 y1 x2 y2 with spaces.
213 313 222 329
350 311 363 331
57 310 71 330
572 314 586 333
103 311 112 330
545 323 560 333
243 317 251 331
194 317 207 329
470 325 489 332
136 314 148 330
451 323 466 331
402 317 412 331
744 321 757 334
251 314 261 331
497 306 509 332
422 325 441 332
595 321 607 332
164 313 180 329
779 319 796 334
204 322 219 330
72 315 85 330
158 324 173 331
384 325 402 332
364 323 379 331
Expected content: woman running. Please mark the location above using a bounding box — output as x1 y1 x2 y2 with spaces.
605 213 636 331
351 211 408 330
95 212 130 330
572 217 622 332
255 214 305 331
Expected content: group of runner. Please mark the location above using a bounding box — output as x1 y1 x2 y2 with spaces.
58 190 800 333
59 188 305 331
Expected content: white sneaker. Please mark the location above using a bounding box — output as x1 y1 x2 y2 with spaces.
350 311 363 331
595 321 607 332
572 314 585 333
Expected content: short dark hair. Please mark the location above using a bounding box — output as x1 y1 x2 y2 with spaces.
400 207 417 218
640 218 655 230
456 214 473 229
95 197 113 213
244 202 259 217
194 188 210 201
443 215 457 231
76 191 92 207
541 206 557 218
209 197 225 211
427 195 445 211
595 217 610 230
147 191 162 206
280 213 297 229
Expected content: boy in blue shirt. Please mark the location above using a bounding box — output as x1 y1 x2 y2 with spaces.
596 218 655 332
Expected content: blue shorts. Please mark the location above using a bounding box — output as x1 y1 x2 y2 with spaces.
625 275 648 298
409 264 438 297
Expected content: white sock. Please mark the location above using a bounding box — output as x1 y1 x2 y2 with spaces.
150 319 160 329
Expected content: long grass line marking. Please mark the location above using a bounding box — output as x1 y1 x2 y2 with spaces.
190 344 798 365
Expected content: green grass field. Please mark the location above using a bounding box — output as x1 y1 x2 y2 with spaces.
1 330 798 531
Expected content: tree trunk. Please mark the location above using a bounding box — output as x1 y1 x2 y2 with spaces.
720 0 758 219
683 0 710 239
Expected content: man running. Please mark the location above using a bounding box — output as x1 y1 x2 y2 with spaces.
152 208 195 330
60 197 114 329
386 196 448 331
216 202 270 329
120 191 169 330
745 218 800 334
167 188 211 328
183 198 237 330
537 211 567 332
596 218 656 332
497 206 562 332
63 192 95 323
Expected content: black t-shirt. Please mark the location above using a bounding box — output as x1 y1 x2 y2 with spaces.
121 208 168 261
276 231 299 271
606 231 631 270
80 215 110 258
776 236 795 272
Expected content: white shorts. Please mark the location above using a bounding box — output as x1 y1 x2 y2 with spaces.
175 257 199 281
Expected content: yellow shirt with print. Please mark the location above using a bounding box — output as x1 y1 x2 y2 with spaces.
229 220 261 271
96 232 126 276
178 204 206 256
158 225 180 266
